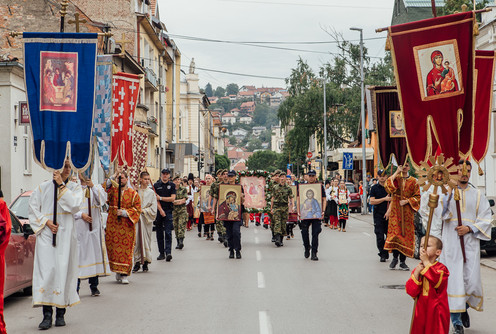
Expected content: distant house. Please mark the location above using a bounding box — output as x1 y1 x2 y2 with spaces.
240 101 256 113
239 115 252 124
228 150 253 166
270 92 283 106
208 96 218 104
222 113 236 125
233 128 249 139
229 94 237 101
237 91 255 100
261 142 270 149
240 85 256 92
230 108 240 117
391 0 445 25
252 126 267 136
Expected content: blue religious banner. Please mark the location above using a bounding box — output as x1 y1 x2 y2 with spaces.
23 32 98 171
343 152 353 170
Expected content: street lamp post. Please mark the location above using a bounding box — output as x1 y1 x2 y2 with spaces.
350 27 367 215
323 78 327 181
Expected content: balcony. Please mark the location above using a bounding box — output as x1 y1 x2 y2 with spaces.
147 116 158 135
145 67 158 91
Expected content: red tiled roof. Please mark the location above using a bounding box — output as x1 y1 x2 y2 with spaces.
233 161 247 171
223 113 235 117
228 151 253 160
238 91 254 96
240 102 255 108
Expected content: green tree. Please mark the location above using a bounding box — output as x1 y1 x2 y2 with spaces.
205 83 213 97
215 154 230 171
253 103 270 126
226 83 239 96
214 86 226 98
246 151 281 172
440 0 488 19
246 138 263 152
228 136 237 145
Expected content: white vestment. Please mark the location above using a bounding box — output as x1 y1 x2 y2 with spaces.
134 187 157 263
419 186 444 240
441 186 492 312
75 184 110 279
29 180 82 308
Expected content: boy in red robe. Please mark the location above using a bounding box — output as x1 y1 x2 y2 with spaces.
406 236 450 334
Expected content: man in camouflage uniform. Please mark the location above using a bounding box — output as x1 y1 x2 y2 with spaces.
210 169 228 247
267 171 281 242
271 171 293 247
172 176 188 250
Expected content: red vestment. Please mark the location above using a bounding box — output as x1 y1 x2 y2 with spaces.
384 176 420 258
0 199 12 334
105 186 141 275
406 261 450 334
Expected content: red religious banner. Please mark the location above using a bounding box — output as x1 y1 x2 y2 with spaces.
387 12 475 167
471 50 496 173
111 72 140 167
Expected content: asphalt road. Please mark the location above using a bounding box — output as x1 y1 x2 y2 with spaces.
4 214 496 333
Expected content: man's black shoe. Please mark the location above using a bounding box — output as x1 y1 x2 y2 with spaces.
304 248 310 259
454 324 464 334
311 251 318 261
142 261 149 272
157 254 165 260
380 257 387 263
198 232 201 237
54 308 66 327
461 311 470 328
218 235 224 243
229 250 235 259
175 238 180 249
178 238 184 250
132 263 140 273
255 223 260 226
389 258 398 270
275 234 281 247
236 251 242 259
38 306 53 330
165 254 172 262
223 240 228 248
90 287 100 296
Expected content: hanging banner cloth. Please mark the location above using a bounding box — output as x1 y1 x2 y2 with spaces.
23 32 98 171
387 12 475 167
471 50 496 173
111 72 140 167
93 55 113 174
370 86 408 167
128 126 148 188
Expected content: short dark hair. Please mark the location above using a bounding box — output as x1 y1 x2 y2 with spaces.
458 160 472 168
139 171 150 178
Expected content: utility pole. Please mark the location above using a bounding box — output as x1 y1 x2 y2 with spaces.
350 27 367 215
323 78 327 181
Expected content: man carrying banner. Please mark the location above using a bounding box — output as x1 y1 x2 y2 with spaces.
75 173 109 296
440 161 491 334
210 170 228 246
384 162 420 270
105 170 141 284
29 159 82 329
133 171 157 273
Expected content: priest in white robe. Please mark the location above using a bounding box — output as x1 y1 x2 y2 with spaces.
29 160 82 330
441 160 492 333
133 171 157 273
75 173 110 296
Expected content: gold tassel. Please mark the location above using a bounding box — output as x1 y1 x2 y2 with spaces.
474 21 479 36
112 63 119 75
85 187 90 198
478 164 484 176
385 34 391 51
454 187 461 201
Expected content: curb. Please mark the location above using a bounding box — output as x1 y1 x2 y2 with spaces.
481 259 496 271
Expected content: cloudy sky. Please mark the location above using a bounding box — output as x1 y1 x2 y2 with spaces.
158 0 395 90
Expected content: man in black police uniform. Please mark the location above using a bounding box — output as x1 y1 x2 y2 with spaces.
369 169 391 262
299 170 326 261
154 169 176 262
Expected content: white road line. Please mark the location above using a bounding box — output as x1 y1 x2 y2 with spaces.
257 272 265 288
254 236 260 244
256 250 262 261
362 232 371 237
259 311 273 334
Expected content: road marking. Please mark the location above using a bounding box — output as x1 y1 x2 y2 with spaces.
257 272 265 288
254 237 260 244
259 311 273 334
254 228 258 234
256 250 262 261
362 232 371 237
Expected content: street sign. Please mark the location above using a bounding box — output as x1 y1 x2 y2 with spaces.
343 152 353 170
307 152 313 158
315 159 322 163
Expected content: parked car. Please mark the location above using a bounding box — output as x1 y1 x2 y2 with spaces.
9 191 32 226
345 182 361 213
413 198 496 259
4 208 36 297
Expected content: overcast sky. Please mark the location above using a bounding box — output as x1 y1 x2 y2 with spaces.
158 0 394 90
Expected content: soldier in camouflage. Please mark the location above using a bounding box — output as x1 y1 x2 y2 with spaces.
172 176 188 250
267 171 281 242
210 169 228 247
271 171 293 247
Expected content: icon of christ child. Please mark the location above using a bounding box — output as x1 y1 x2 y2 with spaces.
426 50 459 96
217 191 240 221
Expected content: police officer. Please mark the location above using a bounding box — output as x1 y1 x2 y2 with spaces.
271 171 293 247
299 170 326 261
369 169 391 262
154 168 176 262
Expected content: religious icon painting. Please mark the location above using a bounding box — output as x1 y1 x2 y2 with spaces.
193 191 200 219
40 51 78 111
200 185 212 213
240 176 266 209
298 183 323 220
216 184 242 221
288 185 298 213
389 110 406 138
413 39 463 101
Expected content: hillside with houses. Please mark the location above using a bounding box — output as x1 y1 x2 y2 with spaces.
206 84 289 171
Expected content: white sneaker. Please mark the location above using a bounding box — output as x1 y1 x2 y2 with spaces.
115 273 121 282
121 276 129 284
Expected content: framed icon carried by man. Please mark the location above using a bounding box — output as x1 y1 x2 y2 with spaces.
216 184 242 221
200 185 212 213
240 176 266 209
298 183 323 220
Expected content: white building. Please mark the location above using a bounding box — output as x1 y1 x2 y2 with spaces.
239 116 252 124
222 113 236 125
233 128 249 140
271 125 285 153
252 126 267 136
0 61 51 203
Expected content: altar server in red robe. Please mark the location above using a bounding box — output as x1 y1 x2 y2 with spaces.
406 236 450 334
0 190 12 334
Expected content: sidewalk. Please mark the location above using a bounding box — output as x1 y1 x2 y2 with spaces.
350 213 496 270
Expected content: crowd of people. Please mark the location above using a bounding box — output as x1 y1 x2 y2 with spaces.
0 158 490 334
